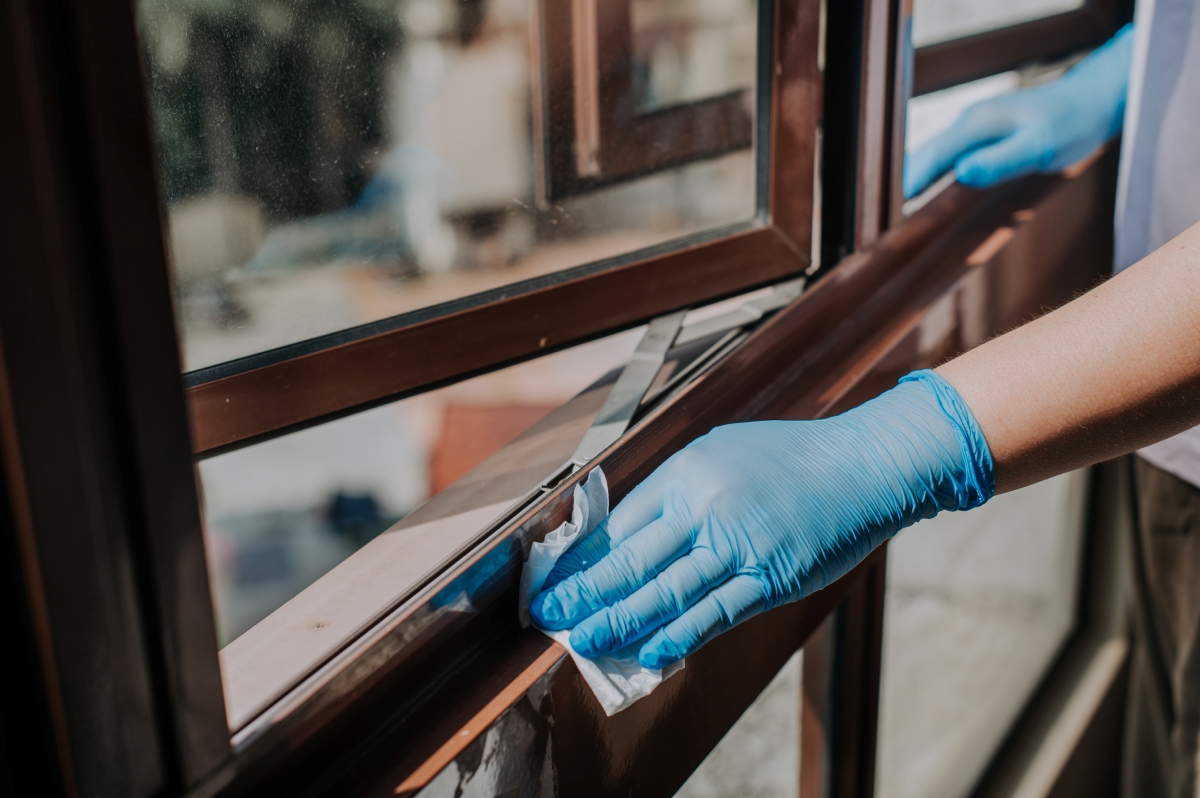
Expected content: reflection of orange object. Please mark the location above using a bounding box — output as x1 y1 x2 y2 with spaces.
430 404 556 495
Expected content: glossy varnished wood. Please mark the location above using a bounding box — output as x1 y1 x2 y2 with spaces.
769 0 824 247
0 0 227 792
186 226 800 455
67 0 230 782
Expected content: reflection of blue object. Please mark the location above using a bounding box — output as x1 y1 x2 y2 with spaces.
329 489 385 543
243 145 451 273
429 536 516 612
904 24 1134 198
531 370 994 669
235 539 291 585
355 146 426 212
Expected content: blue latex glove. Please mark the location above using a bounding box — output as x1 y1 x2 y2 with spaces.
903 23 1134 199
530 370 995 668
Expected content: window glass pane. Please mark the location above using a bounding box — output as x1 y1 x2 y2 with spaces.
632 0 758 111
136 0 757 371
874 471 1087 798
901 72 1019 212
906 71 1020 154
674 650 802 798
201 325 643 645
912 0 1085 48
903 63 1076 212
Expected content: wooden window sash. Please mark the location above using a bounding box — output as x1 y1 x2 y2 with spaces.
819 0 911 263
183 0 821 458
912 0 1127 97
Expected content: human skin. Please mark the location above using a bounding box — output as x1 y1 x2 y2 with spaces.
938 218 1200 493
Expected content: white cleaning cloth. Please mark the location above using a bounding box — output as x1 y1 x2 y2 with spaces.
518 468 684 715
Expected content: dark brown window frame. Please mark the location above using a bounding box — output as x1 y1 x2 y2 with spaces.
532 0 757 203
912 0 1129 96
182 0 820 459
0 0 1131 793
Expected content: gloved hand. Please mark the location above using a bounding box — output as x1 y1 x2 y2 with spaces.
530 370 995 668
904 23 1134 198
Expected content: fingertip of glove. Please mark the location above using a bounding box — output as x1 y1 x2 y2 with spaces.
954 160 996 188
530 590 565 629
569 625 604 658
639 636 683 669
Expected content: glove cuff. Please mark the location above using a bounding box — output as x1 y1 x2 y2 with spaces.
898 369 996 509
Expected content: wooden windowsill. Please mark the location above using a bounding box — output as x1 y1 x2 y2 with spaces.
219 371 614 732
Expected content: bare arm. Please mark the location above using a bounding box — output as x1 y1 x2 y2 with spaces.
938 220 1200 493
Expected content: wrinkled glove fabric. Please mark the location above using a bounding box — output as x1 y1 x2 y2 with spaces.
530 370 995 670
904 23 1133 198
518 468 684 716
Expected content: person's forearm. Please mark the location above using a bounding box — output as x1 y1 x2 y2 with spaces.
937 220 1200 493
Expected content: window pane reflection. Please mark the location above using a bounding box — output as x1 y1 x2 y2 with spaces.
875 471 1087 798
137 0 757 371
912 0 1085 48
